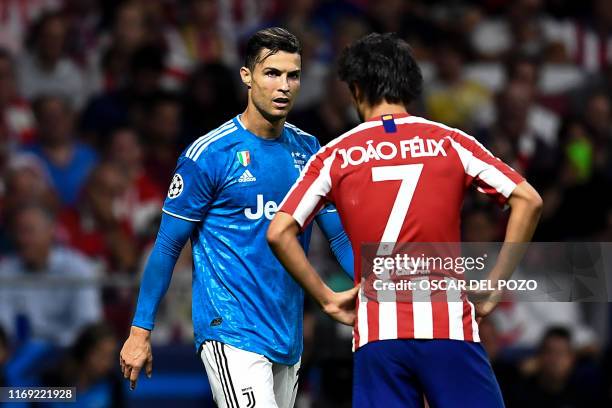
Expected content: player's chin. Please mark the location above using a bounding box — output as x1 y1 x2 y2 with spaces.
266 106 291 120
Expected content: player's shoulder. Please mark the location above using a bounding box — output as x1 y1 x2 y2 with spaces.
283 122 320 151
182 117 241 163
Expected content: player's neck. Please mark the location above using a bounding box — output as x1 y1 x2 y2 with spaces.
240 105 285 139
361 102 407 122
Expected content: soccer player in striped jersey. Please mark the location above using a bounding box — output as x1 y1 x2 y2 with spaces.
119 28 356 408
268 33 543 407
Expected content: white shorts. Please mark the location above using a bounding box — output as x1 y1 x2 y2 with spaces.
200 340 300 408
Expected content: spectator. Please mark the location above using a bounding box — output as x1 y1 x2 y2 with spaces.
105 127 164 240
425 36 492 132
139 91 182 190
86 1 149 95
164 0 238 77
544 0 612 73
0 203 102 346
181 63 241 147
478 80 560 178
42 322 125 408
0 48 36 148
470 0 549 61
17 11 86 109
289 73 359 145
0 0 61 54
28 95 98 206
504 54 560 144
80 44 166 145
518 327 607 408
58 162 138 273
0 153 59 253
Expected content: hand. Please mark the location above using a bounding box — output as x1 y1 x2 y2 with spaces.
119 326 153 390
469 288 503 324
322 285 360 326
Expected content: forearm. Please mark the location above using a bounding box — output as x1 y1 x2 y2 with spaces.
316 210 354 279
132 213 194 330
268 212 334 307
489 181 543 283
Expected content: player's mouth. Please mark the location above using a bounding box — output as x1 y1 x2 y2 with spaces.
272 97 290 108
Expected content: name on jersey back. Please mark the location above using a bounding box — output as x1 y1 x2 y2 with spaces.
337 136 447 169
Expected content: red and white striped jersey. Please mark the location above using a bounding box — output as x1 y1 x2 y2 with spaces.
279 113 524 349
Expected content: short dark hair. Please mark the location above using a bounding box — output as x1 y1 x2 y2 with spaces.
538 326 572 352
338 33 423 107
244 27 301 71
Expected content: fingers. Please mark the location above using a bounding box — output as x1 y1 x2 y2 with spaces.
146 356 153 378
130 366 141 390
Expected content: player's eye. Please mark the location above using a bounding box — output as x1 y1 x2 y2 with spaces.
265 71 279 77
288 72 300 79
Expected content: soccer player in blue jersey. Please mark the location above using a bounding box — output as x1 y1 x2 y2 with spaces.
119 28 357 408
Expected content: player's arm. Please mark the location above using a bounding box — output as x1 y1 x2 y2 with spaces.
451 131 543 318
475 181 542 319
268 212 358 325
315 207 354 279
120 154 216 389
120 213 195 389
269 146 358 325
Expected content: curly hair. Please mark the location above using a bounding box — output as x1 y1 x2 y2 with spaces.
338 33 423 107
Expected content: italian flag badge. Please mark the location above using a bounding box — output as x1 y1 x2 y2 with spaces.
237 150 251 166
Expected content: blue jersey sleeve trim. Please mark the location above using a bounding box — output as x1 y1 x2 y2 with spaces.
162 208 201 222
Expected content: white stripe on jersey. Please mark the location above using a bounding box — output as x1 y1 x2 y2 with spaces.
186 120 234 159
376 260 398 340
357 285 369 348
412 278 434 339
291 150 336 226
446 277 465 341
469 300 480 342
284 122 316 139
447 137 516 198
162 208 201 222
192 126 238 160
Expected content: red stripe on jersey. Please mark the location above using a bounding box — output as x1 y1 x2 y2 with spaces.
396 301 414 339
431 279 450 339
367 301 379 343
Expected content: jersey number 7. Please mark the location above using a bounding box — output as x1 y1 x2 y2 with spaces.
372 164 424 256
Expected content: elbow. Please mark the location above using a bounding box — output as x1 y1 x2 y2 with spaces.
531 191 544 216
266 220 284 250
526 187 543 217
511 181 543 217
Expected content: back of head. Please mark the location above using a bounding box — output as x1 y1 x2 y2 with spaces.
338 33 423 108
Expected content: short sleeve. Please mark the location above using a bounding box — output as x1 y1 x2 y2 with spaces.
162 156 217 222
449 131 524 206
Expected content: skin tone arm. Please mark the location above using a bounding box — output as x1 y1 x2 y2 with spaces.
473 180 543 320
267 213 359 325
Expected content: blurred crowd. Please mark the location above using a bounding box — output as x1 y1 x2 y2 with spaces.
0 0 612 406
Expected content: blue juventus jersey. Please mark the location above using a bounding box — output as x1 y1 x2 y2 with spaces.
162 115 324 365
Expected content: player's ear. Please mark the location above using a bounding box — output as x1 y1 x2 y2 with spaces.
240 66 252 89
351 83 362 104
